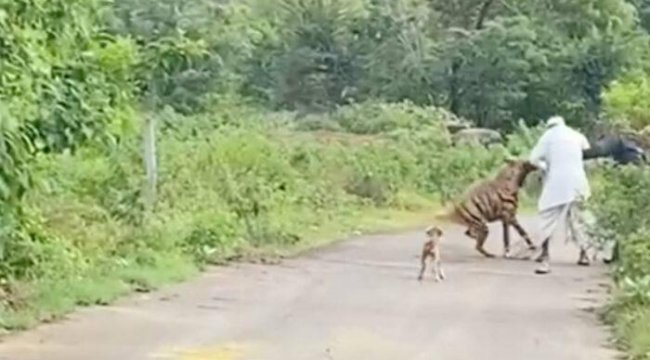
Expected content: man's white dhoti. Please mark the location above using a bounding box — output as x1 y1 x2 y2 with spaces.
538 198 590 251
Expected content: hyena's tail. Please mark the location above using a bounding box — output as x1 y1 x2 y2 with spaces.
432 204 465 225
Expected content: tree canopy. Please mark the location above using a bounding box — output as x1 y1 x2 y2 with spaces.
2 0 650 213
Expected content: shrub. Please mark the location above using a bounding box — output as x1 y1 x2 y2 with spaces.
603 70 650 130
589 163 650 359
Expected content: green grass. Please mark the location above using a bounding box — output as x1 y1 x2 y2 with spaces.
623 310 650 359
0 201 438 331
0 254 199 330
0 277 130 330
606 303 650 360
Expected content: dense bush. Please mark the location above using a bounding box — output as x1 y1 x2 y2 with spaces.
604 70 650 130
589 165 650 359
591 166 650 278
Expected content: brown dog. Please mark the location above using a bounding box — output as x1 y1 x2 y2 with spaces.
418 225 445 282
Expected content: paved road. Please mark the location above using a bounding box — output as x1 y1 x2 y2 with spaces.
0 217 618 360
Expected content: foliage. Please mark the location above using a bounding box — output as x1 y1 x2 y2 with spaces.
75 0 649 131
631 0 650 34
0 0 139 287
264 0 367 110
3 6 650 360
234 0 646 128
0 0 138 152
590 165 650 359
295 100 459 135
611 306 650 360
604 70 650 130
94 0 634 128
106 0 263 113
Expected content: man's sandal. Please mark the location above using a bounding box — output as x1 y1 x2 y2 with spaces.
535 262 551 275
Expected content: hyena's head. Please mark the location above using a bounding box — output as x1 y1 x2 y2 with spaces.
499 158 539 187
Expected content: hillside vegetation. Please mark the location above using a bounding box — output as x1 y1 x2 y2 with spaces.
1 1 650 357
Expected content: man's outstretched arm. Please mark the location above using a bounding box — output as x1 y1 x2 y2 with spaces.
583 146 604 160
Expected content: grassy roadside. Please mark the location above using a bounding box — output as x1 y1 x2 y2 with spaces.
0 196 539 332
605 295 650 359
0 204 438 332
1 182 534 332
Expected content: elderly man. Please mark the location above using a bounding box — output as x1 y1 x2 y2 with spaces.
529 115 591 274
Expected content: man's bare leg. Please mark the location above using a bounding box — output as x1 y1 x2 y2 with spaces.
535 238 549 262
535 238 551 274
577 248 590 266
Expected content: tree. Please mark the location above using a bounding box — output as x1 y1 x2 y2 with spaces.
355 0 442 104
107 0 260 114
258 0 367 111
428 0 642 128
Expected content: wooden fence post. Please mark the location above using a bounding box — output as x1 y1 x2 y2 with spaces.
142 90 158 214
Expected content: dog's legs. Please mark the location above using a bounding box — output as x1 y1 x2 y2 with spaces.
431 258 440 281
434 257 445 281
418 248 428 281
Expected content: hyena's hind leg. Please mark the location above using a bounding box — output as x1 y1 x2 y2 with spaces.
466 223 494 258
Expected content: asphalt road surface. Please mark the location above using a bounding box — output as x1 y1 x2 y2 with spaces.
0 217 619 360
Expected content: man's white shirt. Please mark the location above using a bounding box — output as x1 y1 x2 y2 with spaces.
529 124 591 211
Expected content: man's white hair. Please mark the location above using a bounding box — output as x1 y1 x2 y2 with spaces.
546 115 565 128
